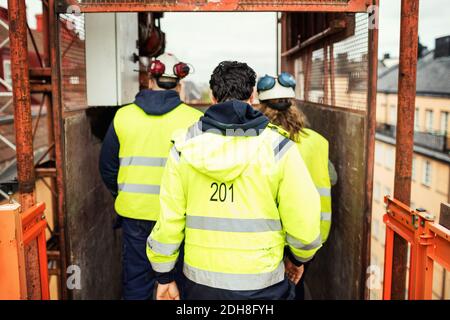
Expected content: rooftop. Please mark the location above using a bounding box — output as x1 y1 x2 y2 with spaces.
377 48 450 97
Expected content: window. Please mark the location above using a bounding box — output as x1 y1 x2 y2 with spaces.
2 60 11 86
414 108 420 131
422 160 432 187
372 254 379 269
380 221 386 247
389 105 397 125
373 219 380 241
425 110 434 132
407 245 411 264
375 143 383 165
440 111 449 135
385 147 394 170
412 157 417 181
69 76 80 85
384 186 392 198
374 182 381 203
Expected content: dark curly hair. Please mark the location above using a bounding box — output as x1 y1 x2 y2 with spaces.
209 61 256 103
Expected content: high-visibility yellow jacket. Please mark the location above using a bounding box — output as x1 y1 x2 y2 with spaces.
113 103 202 221
147 122 321 291
297 129 332 243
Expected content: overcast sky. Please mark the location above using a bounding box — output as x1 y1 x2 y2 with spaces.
1 0 449 83
162 12 277 84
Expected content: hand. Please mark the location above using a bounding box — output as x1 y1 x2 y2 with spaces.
156 281 180 300
284 257 304 285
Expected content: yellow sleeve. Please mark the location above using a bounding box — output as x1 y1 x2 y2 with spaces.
277 144 322 264
146 146 186 273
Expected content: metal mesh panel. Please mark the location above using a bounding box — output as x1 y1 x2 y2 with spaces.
59 14 88 112
296 13 369 111
309 48 325 103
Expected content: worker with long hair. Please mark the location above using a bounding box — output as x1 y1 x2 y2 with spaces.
256 72 337 300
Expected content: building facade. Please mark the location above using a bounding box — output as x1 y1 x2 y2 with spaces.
370 36 450 299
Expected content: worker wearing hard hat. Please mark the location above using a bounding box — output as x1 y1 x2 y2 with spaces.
256 72 337 300
99 53 202 300
146 61 322 300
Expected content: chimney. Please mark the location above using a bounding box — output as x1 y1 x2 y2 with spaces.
36 14 43 32
434 35 450 59
418 37 427 59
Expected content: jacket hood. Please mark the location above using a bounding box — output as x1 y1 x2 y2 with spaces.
200 100 269 134
134 89 182 115
173 100 271 182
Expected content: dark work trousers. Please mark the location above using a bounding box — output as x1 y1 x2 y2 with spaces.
118 216 185 300
120 216 156 300
295 261 311 300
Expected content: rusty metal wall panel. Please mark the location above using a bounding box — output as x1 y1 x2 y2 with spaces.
298 102 368 299
63 112 122 299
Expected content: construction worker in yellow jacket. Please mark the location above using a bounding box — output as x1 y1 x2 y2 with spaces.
146 61 322 300
256 72 337 300
99 53 202 300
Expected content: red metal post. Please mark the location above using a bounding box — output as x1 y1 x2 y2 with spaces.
303 49 312 101
7 0 36 209
392 0 420 300
21 203 50 300
49 0 69 300
42 1 50 67
323 42 329 105
364 0 379 299
382 216 394 300
7 0 43 300
41 0 62 298
280 13 290 73
407 212 431 300
329 44 336 106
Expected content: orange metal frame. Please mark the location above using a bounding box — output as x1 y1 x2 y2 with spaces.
0 203 27 299
21 203 50 300
57 0 370 13
383 196 450 300
0 202 49 300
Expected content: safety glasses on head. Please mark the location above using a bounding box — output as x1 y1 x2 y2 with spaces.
257 72 296 92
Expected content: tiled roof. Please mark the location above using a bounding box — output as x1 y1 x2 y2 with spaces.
378 51 450 97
